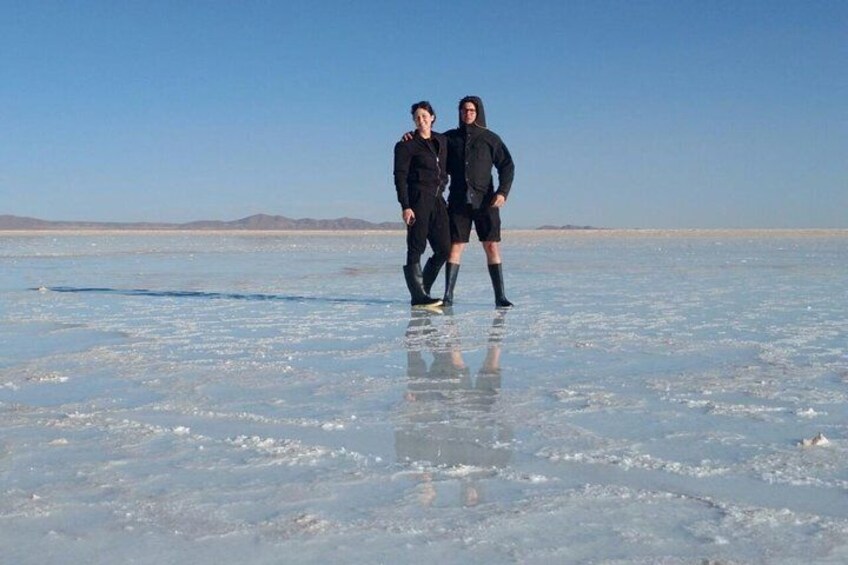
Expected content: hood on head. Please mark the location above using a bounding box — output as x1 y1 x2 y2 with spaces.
458 95 486 128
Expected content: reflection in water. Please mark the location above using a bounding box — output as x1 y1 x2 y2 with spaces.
395 310 513 507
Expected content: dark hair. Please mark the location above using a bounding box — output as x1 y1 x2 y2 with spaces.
410 100 435 117
458 96 478 112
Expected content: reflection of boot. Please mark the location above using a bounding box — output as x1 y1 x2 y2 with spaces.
480 312 504 389
406 350 427 380
405 310 435 342
422 255 445 295
488 310 507 345
488 263 513 308
442 262 460 306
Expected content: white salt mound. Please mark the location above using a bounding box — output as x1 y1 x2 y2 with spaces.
799 432 830 447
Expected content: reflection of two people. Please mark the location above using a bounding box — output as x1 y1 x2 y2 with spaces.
395 310 513 507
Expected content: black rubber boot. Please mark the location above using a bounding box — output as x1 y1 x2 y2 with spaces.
403 264 442 308
422 255 445 295
442 262 460 306
488 263 514 308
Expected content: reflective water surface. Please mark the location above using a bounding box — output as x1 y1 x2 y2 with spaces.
2 230 847 563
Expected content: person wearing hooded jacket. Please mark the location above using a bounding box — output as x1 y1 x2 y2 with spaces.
393 101 450 308
430 95 515 308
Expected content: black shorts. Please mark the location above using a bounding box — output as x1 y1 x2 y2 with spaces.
449 202 501 243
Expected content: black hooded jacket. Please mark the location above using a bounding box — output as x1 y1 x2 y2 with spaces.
444 96 515 208
393 131 448 210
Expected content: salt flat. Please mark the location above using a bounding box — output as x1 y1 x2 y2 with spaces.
1 231 847 564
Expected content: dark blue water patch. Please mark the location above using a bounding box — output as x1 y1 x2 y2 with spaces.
34 286 397 306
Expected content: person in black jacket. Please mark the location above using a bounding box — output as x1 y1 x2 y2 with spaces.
394 101 450 308
438 96 515 308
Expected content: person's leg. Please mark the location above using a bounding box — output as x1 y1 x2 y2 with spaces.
422 200 450 294
448 242 466 264
447 202 472 264
403 202 441 307
443 203 472 305
403 263 442 307
442 259 461 306
476 207 513 307
481 241 501 265
422 255 444 295
405 203 429 267
487 262 513 308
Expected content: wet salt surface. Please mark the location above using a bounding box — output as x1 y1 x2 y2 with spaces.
1 230 847 564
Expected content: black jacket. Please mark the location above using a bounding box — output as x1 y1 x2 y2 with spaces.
444 96 515 208
393 132 448 210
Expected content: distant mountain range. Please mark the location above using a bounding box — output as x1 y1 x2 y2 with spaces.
0 214 600 231
537 224 600 230
0 214 404 231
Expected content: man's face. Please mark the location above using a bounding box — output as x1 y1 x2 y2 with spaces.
460 102 477 125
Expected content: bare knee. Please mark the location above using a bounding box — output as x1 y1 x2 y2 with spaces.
482 241 501 264
448 243 466 263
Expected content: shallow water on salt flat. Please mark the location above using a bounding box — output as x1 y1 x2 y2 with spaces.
1 230 847 564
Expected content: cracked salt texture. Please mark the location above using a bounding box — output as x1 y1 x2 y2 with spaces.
2 230 847 563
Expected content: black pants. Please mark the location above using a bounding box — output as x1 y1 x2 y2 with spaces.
406 196 450 265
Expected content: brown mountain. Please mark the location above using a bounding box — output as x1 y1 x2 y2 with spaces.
536 224 600 230
0 214 403 231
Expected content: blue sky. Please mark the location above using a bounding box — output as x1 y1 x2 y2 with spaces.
2 0 846 228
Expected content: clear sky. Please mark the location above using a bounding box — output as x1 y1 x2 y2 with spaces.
2 0 846 228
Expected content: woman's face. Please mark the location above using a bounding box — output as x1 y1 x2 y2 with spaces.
413 108 434 133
